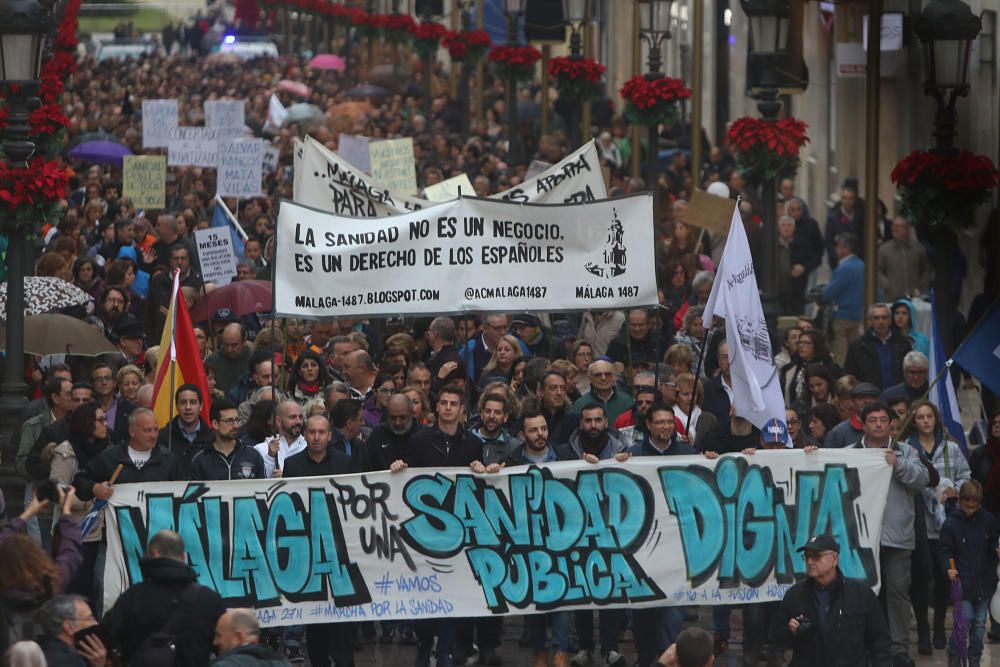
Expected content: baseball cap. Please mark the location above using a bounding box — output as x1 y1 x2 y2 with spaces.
511 313 541 329
213 308 240 324
797 534 840 554
850 382 881 399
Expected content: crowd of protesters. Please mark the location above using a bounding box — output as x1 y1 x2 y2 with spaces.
2 8 1000 667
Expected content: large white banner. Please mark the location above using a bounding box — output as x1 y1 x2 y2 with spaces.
293 137 608 218
103 451 892 627
274 195 657 318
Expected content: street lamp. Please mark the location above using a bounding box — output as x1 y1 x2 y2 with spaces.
458 0 473 136
0 0 51 460
638 0 673 194
504 0 526 165
562 0 591 148
741 0 790 333
914 0 982 150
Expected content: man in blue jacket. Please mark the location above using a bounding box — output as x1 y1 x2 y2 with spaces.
820 233 865 364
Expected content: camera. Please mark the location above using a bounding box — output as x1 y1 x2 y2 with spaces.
34 479 63 504
794 614 814 635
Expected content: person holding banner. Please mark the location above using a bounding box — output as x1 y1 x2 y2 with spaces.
252 400 306 478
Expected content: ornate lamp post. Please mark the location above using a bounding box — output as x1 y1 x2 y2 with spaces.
0 0 52 457
458 0 473 136
415 0 442 118
561 0 591 149
914 0 982 150
638 0 673 193
740 0 790 333
503 0 526 165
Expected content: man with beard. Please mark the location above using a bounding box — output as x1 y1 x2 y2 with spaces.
470 392 520 467
366 394 425 471
94 286 128 340
189 399 266 480
613 386 659 447
253 399 306 478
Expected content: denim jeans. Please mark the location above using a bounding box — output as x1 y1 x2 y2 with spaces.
951 599 989 658
527 611 572 653
574 609 622 655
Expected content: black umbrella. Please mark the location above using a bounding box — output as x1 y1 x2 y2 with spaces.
347 84 391 99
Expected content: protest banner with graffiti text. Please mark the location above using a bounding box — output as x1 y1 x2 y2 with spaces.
273 194 656 318
103 451 892 628
293 137 607 218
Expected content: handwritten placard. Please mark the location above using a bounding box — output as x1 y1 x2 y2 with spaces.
122 155 166 209
217 138 264 198
337 133 371 173
262 145 280 174
369 137 416 195
194 227 237 286
423 173 475 202
205 100 245 129
142 99 178 149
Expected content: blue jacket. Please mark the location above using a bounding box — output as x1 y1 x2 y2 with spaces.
821 254 865 322
891 297 930 357
938 506 1000 601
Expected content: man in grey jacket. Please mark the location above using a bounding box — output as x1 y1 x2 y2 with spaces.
851 401 929 667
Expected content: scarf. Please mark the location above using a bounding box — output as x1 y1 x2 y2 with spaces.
297 379 320 396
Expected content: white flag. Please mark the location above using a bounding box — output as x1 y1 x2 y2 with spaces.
702 203 789 445
263 94 288 134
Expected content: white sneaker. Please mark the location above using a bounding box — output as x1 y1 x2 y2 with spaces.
603 651 626 667
570 650 593 666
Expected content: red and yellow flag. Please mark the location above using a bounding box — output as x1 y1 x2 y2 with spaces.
152 271 212 427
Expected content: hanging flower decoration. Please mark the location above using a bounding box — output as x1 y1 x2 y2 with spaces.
351 8 380 38
619 75 690 127
488 45 542 83
411 21 448 60
548 56 605 102
891 150 998 231
726 116 810 185
442 29 491 64
380 13 416 42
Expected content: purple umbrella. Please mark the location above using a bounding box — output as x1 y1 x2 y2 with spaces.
67 139 132 165
950 558 969 664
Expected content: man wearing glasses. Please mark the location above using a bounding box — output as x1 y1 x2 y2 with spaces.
880 351 930 406
190 398 266 481
773 533 890 665
91 362 135 446
571 360 634 423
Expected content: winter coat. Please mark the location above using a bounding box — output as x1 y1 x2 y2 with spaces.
101 557 225 667
770 570 891 667
844 329 912 390
937 506 1000 602
566 427 631 461
849 438 929 549
189 443 266 481
404 424 482 469
212 643 291 666
503 442 577 466
49 438 111 542
890 298 930 357
907 435 971 539
74 444 184 501
156 417 216 476
365 422 426 471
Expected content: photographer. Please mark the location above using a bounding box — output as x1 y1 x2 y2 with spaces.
772 534 891 666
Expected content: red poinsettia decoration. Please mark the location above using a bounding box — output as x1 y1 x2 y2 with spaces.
381 13 416 41
726 116 810 184
620 75 690 127
411 21 449 59
442 29 491 64
29 104 70 136
488 45 542 82
0 158 74 235
890 149 999 230
548 56 605 101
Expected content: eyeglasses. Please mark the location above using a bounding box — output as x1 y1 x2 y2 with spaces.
93 375 114 382
591 371 613 378
215 417 238 425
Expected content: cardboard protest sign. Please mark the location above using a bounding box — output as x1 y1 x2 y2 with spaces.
167 127 245 167
194 227 237 286
142 99 178 149
217 138 264 198
275 194 657 318
369 138 417 195
122 155 166 209
205 99 245 129
337 134 371 173
686 189 737 236
104 450 892 627
423 174 475 202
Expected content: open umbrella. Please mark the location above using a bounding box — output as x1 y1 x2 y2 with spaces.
346 84 391 99
0 313 117 356
190 280 272 322
0 277 92 320
65 130 115 151
67 140 132 165
283 103 325 128
950 558 969 664
276 79 312 97
327 101 374 118
309 53 346 71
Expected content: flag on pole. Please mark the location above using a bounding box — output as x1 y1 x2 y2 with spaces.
151 270 211 428
702 202 789 445
212 195 247 258
928 290 967 452
952 299 1000 398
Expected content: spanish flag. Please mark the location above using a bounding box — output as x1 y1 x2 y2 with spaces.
152 270 211 427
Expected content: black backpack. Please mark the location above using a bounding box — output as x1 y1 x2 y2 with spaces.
128 583 200 667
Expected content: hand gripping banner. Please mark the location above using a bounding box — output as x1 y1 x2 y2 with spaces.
103 450 892 627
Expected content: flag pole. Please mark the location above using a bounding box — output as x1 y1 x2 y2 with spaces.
269 208 280 473
891 359 952 449
167 269 179 454
686 326 712 434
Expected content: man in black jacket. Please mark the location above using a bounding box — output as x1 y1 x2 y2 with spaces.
607 308 662 367
844 304 912 391
282 415 354 667
189 398 266 481
212 609 289 666
74 408 184 501
366 394 425 471
701 341 734 422
102 530 225 667
771 533 890 667
328 398 365 473
156 383 216 475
